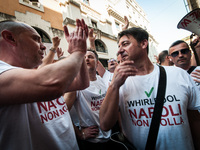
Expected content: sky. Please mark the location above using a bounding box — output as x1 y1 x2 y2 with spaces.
136 0 192 52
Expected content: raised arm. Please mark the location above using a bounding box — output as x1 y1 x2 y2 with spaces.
88 28 106 77
39 36 61 68
0 19 89 105
122 16 129 31
88 28 96 50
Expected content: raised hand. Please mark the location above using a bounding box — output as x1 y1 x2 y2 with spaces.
88 28 96 50
64 19 88 54
52 36 61 49
56 47 64 59
122 16 129 31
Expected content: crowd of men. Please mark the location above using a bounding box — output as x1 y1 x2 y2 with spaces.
0 18 200 150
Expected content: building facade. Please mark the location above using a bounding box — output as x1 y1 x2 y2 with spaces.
0 0 159 66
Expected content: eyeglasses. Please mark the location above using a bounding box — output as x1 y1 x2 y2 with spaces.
170 48 190 58
107 59 117 63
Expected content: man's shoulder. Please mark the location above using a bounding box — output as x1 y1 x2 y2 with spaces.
163 65 187 74
0 60 19 74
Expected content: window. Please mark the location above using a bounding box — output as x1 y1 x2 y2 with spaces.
33 27 51 43
91 21 97 29
19 0 44 12
95 40 107 53
115 22 120 30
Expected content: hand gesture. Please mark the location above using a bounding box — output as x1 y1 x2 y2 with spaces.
122 16 129 31
64 19 88 54
56 47 64 59
52 36 61 49
111 60 138 88
88 28 96 50
89 28 96 42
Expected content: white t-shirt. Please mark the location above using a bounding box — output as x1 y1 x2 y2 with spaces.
75 75 111 143
102 70 113 89
119 64 200 150
0 61 79 150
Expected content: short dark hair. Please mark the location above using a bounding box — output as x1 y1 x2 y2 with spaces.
0 20 32 37
117 27 149 54
169 40 189 49
158 50 168 65
87 49 99 60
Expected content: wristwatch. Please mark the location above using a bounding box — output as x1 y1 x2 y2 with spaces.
49 47 56 53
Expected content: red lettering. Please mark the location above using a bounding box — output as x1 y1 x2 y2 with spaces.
180 116 184 124
59 109 64 115
131 119 137 125
47 112 54 120
174 117 181 125
167 118 174 126
137 120 142 126
48 101 57 110
62 105 68 112
57 97 65 105
160 118 167 126
37 102 48 113
178 104 182 115
53 110 60 118
190 11 200 20
169 105 179 116
148 107 154 118
138 108 148 118
143 120 149 126
40 114 48 123
129 109 137 119
96 101 100 107
131 119 149 127
162 106 169 117
181 19 192 28
91 101 95 107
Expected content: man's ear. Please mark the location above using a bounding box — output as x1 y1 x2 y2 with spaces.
1 30 17 46
168 55 173 62
141 39 148 49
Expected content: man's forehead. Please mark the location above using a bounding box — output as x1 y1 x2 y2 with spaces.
169 43 189 52
86 51 95 56
118 35 133 44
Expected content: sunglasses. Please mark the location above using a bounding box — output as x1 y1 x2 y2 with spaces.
107 59 117 63
170 48 190 58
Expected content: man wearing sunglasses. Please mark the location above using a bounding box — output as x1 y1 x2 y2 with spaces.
169 40 200 149
169 40 200 86
169 40 192 70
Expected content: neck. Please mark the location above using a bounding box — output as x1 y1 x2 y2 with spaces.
134 58 154 75
89 70 97 81
161 60 169 66
177 64 191 71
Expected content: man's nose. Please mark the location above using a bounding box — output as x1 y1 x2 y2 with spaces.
117 47 124 56
40 43 46 51
178 51 183 57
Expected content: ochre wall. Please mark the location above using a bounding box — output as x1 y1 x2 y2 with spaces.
0 0 63 30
